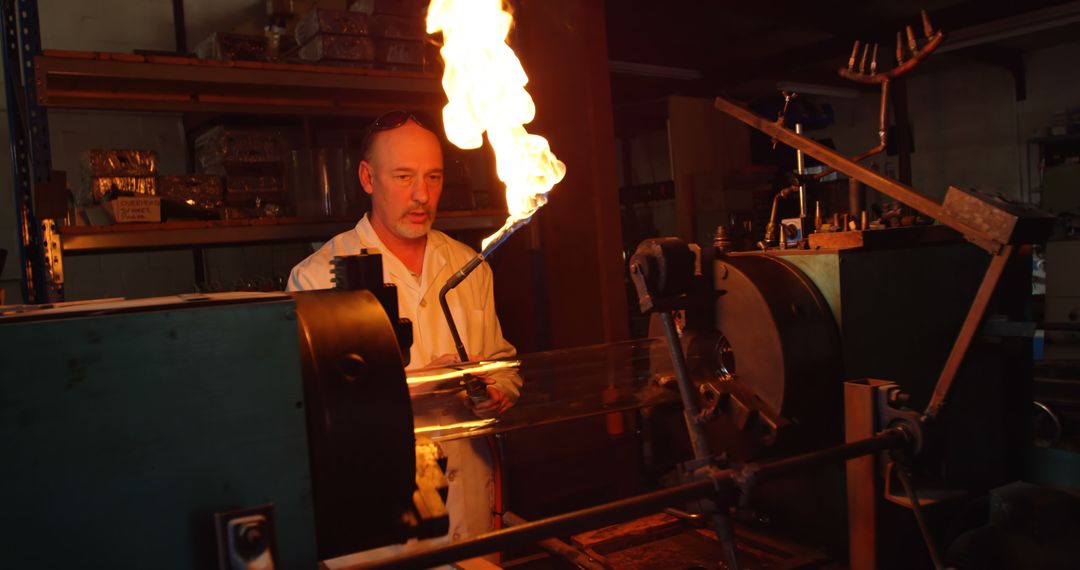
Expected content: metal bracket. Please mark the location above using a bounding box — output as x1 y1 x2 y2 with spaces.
872 383 923 456
699 381 784 446
628 237 698 313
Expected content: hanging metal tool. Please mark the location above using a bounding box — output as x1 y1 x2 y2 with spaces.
806 10 946 183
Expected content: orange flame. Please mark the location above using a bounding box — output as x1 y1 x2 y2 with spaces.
427 0 566 250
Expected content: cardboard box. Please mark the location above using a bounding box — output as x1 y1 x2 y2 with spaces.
102 196 162 223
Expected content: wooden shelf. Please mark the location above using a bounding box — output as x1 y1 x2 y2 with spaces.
59 210 506 253
35 50 446 116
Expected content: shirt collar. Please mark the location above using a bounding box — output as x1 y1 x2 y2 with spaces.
354 213 449 294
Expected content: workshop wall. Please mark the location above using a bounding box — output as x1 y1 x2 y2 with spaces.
509 0 630 349
1021 42 1080 140
617 130 672 189
908 56 1021 200
41 0 264 54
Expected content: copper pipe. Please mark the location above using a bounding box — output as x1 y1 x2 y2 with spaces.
810 144 885 181
810 79 889 181
760 185 798 247
840 31 945 84
879 78 890 142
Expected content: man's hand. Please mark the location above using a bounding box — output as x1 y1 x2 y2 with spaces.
426 353 515 417
470 377 514 418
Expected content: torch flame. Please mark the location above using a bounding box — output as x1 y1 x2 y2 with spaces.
427 0 566 251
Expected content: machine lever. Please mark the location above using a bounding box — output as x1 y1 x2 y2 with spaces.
630 237 741 569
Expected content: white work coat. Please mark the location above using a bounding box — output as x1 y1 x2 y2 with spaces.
287 214 517 554
287 214 516 368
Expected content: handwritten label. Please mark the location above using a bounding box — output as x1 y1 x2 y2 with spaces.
109 197 160 222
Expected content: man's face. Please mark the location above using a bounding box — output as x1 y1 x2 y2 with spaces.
359 120 444 240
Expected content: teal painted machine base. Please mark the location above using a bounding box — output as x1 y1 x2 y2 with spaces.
0 293 317 569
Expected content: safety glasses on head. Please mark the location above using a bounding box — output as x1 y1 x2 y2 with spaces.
370 109 433 131
360 109 436 159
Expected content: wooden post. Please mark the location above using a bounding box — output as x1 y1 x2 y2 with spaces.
844 379 895 570
504 0 630 349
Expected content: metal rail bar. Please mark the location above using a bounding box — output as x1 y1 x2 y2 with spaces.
344 430 906 570
502 512 607 570
659 311 712 460
171 0 187 53
660 301 738 568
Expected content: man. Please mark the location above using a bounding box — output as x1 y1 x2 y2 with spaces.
287 110 518 546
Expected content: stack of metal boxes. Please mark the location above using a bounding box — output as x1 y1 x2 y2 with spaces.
196 32 269 62
158 175 225 215
295 8 375 65
80 149 158 203
360 0 430 71
194 127 288 217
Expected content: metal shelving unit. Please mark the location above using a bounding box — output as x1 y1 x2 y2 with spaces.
34 50 446 117
3 0 58 303
58 211 506 254
3 6 503 301
1026 133 1080 205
